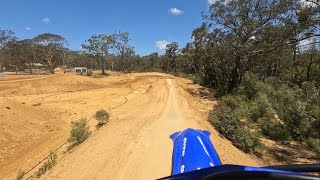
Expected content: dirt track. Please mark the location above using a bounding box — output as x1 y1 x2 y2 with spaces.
0 73 263 180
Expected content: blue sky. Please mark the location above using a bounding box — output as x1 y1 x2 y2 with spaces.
0 0 214 55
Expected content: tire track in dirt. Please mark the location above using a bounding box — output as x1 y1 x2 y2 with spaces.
1 73 264 180
39 78 228 180
22 78 163 179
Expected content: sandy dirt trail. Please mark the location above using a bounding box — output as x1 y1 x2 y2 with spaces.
0 73 264 179
41 77 262 180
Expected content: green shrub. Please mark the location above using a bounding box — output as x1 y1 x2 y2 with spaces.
209 72 319 153
249 93 274 122
190 75 201 84
209 102 260 153
36 151 57 178
260 118 291 141
221 95 251 120
239 73 277 100
68 118 91 145
214 112 240 139
238 72 260 99
301 81 318 102
16 169 25 180
222 95 246 110
233 128 261 153
94 109 110 126
270 86 307 138
304 137 320 152
209 102 237 138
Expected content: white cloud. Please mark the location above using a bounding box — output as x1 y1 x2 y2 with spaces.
25 27 31 31
42 17 52 24
156 40 171 50
169 8 184 15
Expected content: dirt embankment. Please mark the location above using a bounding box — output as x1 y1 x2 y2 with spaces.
1 73 265 180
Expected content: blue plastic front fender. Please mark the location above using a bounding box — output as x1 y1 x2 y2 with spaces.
170 128 222 175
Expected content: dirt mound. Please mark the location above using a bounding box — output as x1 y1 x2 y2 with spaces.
0 74 105 96
0 97 67 179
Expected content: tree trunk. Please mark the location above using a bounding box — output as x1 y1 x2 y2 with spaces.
173 58 177 73
101 57 105 75
15 65 18 75
306 63 313 81
292 47 297 81
101 65 105 75
50 65 55 74
267 63 272 76
29 62 33 74
229 55 241 91
274 61 279 76
306 54 314 81
120 52 124 72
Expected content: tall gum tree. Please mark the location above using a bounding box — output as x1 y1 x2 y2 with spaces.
33 33 67 74
0 30 16 70
82 34 114 75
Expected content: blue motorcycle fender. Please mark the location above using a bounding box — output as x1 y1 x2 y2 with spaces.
170 128 222 175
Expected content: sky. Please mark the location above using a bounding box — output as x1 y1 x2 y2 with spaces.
0 0 215 55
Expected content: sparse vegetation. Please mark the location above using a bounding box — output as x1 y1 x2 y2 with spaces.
35 151 57 178
91 74 108 78
16 169 25 180
209 72 320 153
0 0 319 174
67 118 91 146
94 109 110 128
304 138 320 152
209 99 261 153
260 117 291 141
87 69 92 76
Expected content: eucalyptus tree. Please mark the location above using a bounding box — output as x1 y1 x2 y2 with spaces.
165 42 179 73
112 31 134 72
18 39 35 74
5 40 23 74
0 30 16 69
82 34 114 75
187 0 320 91
33 33 67 74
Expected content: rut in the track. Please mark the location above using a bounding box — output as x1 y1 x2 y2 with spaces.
136 79 201 179
1 73 264 180
40 79 196 180
39 77 263 180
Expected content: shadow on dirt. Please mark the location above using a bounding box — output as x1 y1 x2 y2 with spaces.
184 85 216 101
265 141 320 164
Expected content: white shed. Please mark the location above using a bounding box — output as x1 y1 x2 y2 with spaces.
72 67 88 75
